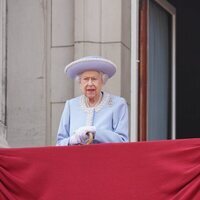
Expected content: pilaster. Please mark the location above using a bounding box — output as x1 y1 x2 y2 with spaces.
0 0 8 147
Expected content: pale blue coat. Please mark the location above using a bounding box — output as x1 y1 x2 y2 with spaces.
56 92 129 145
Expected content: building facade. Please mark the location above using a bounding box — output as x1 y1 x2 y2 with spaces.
1 0 200 147
0 0 131 147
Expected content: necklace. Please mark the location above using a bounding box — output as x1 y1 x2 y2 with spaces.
85 92 103 108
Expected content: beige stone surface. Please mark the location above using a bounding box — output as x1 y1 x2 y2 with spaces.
101 0 121 42
51 103 65 145
52 0 74 46
84 0 101 42
101 43 122 96
0 0 6 129
51 47 74 102
0 123 8 148
121 44 131 104
122 0 131 49
74 42 101 59
74 0 84 41
0 136 9 148
75 0 101 42
6 0 48 147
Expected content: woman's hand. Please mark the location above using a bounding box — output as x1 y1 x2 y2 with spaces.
69 126 96 145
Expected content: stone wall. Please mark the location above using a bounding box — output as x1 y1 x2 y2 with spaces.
0 0 8 147
6 0 50 147
4 0 131 147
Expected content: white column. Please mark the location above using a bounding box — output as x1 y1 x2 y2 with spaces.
130 0 139 142
0 0 8 147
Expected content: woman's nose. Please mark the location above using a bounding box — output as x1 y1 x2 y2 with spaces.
88 79 93 85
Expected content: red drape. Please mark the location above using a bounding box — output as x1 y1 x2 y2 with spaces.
0 139 200 200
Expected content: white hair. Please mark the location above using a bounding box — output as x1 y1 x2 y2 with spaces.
75 72 109 84
75 75 81 83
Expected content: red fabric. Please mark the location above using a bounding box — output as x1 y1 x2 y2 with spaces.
0 139 200 200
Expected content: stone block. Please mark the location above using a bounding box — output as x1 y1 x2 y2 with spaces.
102 0 121 42
75 0 101 42
51 47 74 102
121 44 131 104
6 0 48 147
52 0 74 46
122 0 131 49
101 43 122 96
51 103 65 145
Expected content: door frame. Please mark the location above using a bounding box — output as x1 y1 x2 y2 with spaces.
137 0 176 141
155 0 176 140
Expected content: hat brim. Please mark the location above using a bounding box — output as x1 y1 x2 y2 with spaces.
64 57 116 79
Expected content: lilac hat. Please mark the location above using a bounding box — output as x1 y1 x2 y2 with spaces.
64 56 117 79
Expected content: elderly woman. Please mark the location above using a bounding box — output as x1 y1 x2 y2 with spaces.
56 56 129 145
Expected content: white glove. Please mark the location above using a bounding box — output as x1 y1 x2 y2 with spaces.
69 126 96 145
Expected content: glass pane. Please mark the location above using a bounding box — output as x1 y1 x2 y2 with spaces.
147 0 172 140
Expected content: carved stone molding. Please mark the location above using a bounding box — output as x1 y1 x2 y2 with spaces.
0 0 7 138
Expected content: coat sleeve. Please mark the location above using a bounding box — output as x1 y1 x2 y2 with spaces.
56 101 71 146
94 98 129 143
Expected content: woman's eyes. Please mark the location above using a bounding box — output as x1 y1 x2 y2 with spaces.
83 77 97 81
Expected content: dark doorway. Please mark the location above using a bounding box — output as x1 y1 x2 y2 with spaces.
138 0 175 141
168 0 200 138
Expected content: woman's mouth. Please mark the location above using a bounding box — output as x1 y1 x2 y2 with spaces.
86 89 95 92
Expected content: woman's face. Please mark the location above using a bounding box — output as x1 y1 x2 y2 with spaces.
79 71 104 100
